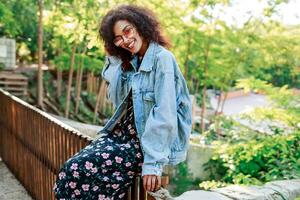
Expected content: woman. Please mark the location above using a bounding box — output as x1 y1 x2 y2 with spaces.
53 5 192 200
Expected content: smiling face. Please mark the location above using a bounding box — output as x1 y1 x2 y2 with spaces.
113 20 144 55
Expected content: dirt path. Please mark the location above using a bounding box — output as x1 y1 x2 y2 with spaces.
0 158 32 200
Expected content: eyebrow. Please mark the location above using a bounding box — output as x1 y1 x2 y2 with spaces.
114 25 132 37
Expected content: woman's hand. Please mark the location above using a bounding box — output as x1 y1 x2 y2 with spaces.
142 175 161 192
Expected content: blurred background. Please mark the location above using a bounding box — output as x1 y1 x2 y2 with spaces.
0 0 299 198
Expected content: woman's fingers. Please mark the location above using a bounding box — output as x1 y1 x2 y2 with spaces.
143 175 162 192
142 176 147 191
147 175 152 191
155 175 161 191
151 175 156 191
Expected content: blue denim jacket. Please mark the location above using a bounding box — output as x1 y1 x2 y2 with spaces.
98 42 192 176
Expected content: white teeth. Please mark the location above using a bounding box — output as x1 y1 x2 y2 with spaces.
128 41 134 49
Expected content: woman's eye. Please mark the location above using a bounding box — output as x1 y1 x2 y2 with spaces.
124 27 133 36
113 37 123 45
124 29 130 35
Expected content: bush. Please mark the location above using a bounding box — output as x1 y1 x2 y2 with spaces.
0 62 5 71
205 131 300 185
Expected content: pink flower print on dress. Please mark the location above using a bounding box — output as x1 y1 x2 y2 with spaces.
102 169 108 173
118 132 122 137
113 171 120 176
105 184 110 188
105 160 112 166
73 171 79 178
98 194 105 200
136 153 142 158
119 193 125 198
92 186 99 191
82 184 90 191
71 194 75 198
95 152 101 156
127 171 134 175
86 173 91 176
129 129 135 134
115 156 123 163
103 176 109 181
70 163 78 170
101 153 110 159
91 167 98 173
112 184 119 189
116 176 123 181
125 162 131 167
58 172 66 180
74 189 80 196
69 182 77 189
134 144 139 149
85 161 93 170
138 162 143 167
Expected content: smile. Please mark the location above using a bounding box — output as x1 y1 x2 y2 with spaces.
127 40 135 49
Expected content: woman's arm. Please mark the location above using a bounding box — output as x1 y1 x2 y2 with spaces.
141 51 178 176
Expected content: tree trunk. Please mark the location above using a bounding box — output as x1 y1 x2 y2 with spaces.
194 78 200 95
183 34 192 80
200 79 207 134
56 69 62 98
214 86 224 116
214 87 224 135
65 44 76 118
220 91 228 114
200 50 209 134
93 79 106 123
75 46 87 114
37 0 44 108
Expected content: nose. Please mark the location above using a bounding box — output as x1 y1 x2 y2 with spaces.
122 36 130 44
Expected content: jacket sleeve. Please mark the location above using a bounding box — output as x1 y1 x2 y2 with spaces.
101 56 121 106
141 52 178 176
101 56 121 83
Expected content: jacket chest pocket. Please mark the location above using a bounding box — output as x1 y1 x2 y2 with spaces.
142 91 155 118
140 71 155 92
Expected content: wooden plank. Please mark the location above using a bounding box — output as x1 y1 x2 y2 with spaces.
0 81 28 85
0 73 28 80
0 87 27 91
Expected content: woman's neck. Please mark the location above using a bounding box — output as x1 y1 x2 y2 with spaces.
137 41 149 57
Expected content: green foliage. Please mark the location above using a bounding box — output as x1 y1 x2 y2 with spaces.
201 79 300 189
199 180 228 190
236 77 300 128
169 162 200 196
52 53 104 73
0 1 20 36
206 131 300 185
204 115 262 145
0 62 4 71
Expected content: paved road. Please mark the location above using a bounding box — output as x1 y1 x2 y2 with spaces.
0 158 32 200
210 93 269 115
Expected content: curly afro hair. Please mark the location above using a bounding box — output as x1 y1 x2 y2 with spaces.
99 5 171 70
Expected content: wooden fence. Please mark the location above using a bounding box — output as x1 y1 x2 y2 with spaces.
0 88 167 200
0 71 28 97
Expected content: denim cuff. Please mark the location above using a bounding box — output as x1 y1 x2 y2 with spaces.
141 163 163 176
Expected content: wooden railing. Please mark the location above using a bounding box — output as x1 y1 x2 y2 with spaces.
0 88 168 200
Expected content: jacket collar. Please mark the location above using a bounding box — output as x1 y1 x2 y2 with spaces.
130 42 157 72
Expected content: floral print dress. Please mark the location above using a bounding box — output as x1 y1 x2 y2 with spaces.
53 90 144 200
